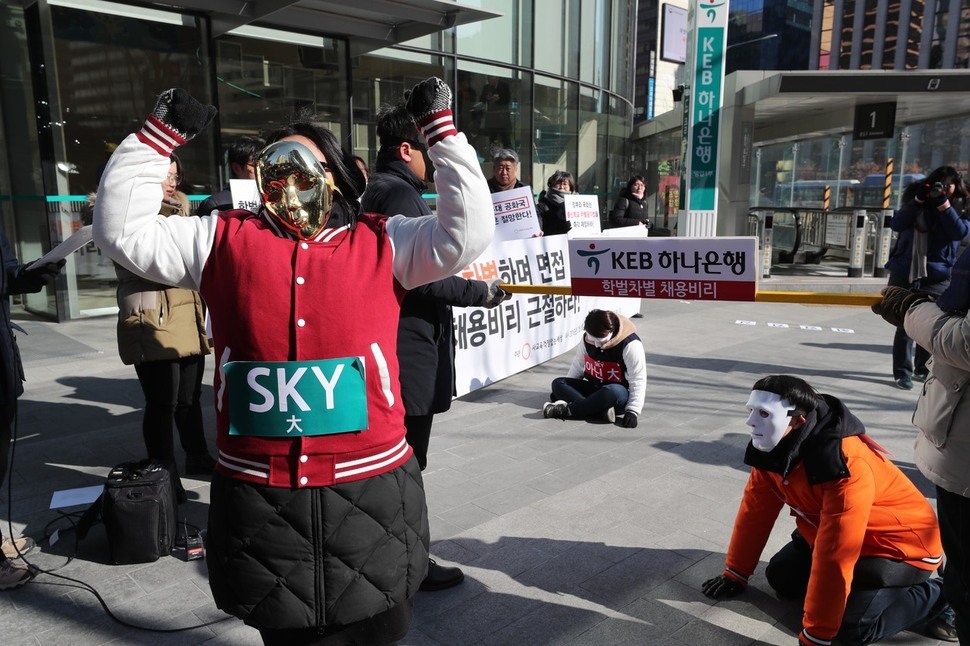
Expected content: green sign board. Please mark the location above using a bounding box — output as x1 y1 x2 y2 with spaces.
225 358 368 437
689 25 725 211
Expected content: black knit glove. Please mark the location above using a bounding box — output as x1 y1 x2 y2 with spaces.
404 77 456 146
138 89 216 157
620 412 638 428
871 286 933 328
19 259 66 292
151 89 217 141
702 574 746 599
914 183 930 203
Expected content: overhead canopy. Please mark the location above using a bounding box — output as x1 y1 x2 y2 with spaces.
148 0 500 56
637 69 970 146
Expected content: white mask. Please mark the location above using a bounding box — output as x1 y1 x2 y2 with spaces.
587 333 612 348
745 390 797 452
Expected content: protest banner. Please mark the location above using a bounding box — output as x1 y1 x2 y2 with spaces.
564 194 601 236
453 234 637 397
230 179 261 213
491 186 541 241
568 236 758 301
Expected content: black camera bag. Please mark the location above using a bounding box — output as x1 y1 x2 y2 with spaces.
77 460 177 564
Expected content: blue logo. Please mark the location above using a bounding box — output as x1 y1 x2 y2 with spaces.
577 245 610 275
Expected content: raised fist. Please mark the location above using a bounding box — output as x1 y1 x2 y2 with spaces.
151 88 217 142
405 77 453 122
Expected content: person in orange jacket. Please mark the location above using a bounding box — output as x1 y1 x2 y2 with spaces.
702 375 951 645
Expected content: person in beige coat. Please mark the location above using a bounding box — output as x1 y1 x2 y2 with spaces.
872 279 970 643
110 153 214 500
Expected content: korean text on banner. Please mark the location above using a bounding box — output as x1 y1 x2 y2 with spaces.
567 236 757 301
453 235 636 397
491 186 541 242
565 194 601 237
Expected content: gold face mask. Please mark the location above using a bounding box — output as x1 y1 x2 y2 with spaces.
256 141 337 239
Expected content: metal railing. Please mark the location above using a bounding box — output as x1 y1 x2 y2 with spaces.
747 206 894 278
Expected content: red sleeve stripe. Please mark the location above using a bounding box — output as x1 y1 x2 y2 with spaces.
136 115 185 156
417 110 457 146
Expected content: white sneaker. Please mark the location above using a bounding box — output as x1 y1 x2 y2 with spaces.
0 559 33 591
542 400 569 419
601 407 616 423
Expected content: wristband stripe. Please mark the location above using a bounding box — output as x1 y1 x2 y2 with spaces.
136 115 185 156
418 109 457 146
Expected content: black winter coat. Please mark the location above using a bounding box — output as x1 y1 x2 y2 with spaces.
1 228 48 484
361 159 489 414
610 189 651 229
536 189 571 236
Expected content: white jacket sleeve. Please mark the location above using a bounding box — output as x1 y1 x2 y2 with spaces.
623 340 647 415
566 342 586 379
92 131 216 290
905 301 970 370
386 133 494 289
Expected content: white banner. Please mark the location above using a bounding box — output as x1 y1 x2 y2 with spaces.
491 186 541 241
453 235 639 397
565 194 602 237
230 179 261 213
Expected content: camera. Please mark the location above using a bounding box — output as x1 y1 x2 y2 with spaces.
929 182 946 199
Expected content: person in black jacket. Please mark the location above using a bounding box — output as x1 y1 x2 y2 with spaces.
610 175 652 230
0 226 64 589
535 170 575 236
361 102 509 592
195 135 265 215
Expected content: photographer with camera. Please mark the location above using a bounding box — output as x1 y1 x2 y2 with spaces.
883 166 970 390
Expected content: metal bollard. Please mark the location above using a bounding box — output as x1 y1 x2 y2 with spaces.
761 214 773 278
874 209 892 278
848 209 866 278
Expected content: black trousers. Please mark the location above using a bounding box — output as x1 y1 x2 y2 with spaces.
0 402 12 552
403 413 433 471
937 485 970 645
765 533 943 645
133 355 208 467
258 598 413 646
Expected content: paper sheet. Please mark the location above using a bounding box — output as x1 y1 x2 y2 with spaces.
26 225 94 270
49 484 102 509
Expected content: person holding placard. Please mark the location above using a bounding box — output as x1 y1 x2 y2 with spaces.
487 148 525 193
536 170 575 236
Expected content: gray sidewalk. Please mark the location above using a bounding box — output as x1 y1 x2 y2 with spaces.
0 290 952 645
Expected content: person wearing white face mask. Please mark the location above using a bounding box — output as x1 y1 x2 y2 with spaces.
703 375 954 645
542 309 645 427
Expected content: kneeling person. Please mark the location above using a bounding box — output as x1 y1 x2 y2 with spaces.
703 375 948 645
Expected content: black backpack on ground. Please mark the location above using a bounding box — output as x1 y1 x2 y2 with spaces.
76 460 178 564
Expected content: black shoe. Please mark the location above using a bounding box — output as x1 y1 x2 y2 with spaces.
185 453 217 476
542 400 569 420
420 558 464 592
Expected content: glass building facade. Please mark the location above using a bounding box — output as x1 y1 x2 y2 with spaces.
0 0 637 321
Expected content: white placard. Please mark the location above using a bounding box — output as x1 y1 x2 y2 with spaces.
491 186 541 241
230 179 262 213
565 195 601 236
50 484 102 509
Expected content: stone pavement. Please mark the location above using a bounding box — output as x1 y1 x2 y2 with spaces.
0 284 954 645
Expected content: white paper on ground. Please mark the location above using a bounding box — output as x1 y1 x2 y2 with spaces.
49 484 102 509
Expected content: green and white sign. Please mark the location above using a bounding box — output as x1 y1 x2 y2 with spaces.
225 358 368 437
682 0 729 235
